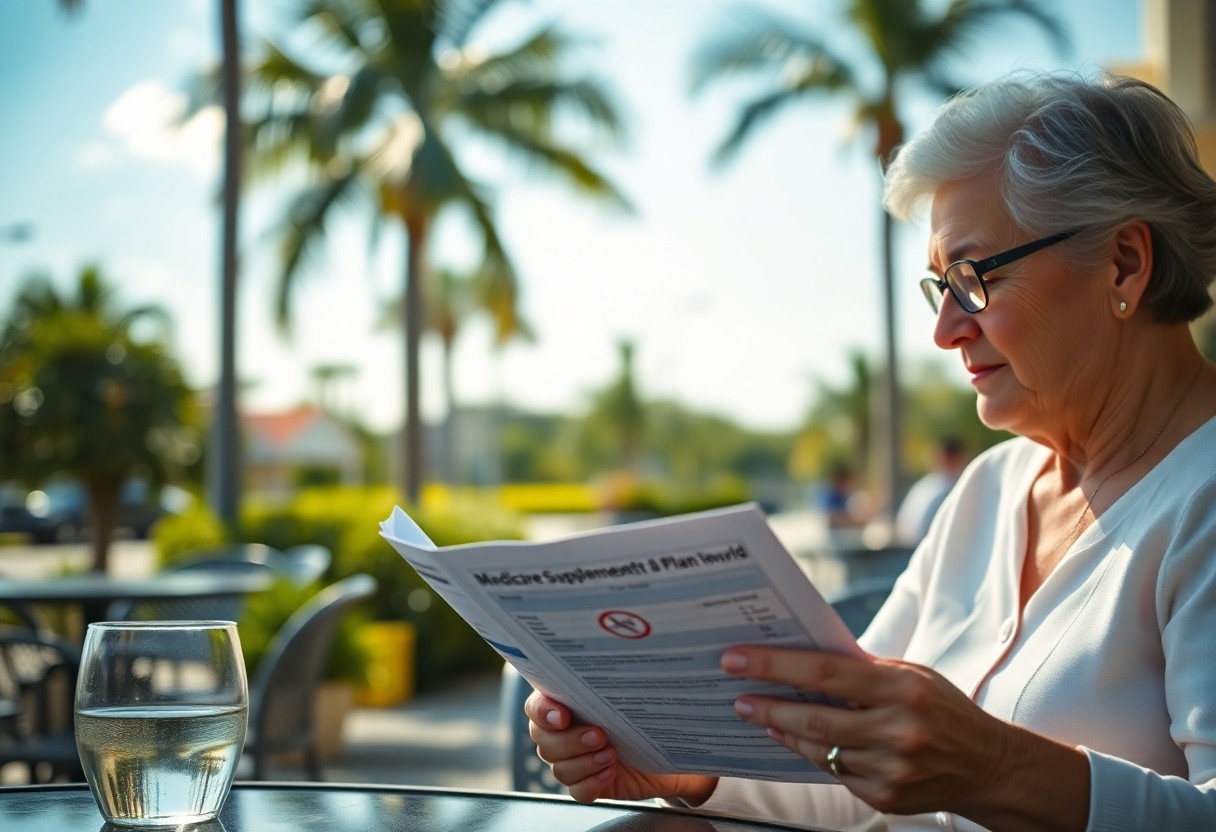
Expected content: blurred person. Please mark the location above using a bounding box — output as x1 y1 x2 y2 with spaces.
820 462 867 532
894 437 968 545
524 71 1216 830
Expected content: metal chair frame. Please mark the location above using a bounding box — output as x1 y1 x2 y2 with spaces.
243 574 376 781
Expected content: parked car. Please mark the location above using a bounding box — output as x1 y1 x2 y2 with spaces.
0 484 53 542
18 480 192 545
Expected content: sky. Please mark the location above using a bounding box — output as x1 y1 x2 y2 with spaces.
0 0 1142 435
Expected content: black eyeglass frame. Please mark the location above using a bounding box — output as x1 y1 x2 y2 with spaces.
921 229 1080 314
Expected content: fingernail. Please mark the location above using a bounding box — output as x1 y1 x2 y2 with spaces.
596 767 614 782
581 729 600 747
722 651 748 672
546 710 562 727
593 750 612 764
766 727 785 744
734 699 754 718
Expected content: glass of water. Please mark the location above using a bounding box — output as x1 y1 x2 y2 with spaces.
75 621 248 827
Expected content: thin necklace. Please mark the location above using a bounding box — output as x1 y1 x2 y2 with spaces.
1067 363 1205 543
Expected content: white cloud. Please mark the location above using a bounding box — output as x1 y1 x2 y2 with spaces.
93 79 222 177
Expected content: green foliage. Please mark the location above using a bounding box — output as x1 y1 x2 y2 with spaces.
237 576 372 685
602 475 752 517
0 268 198 487
233 486 524 691
153 504 230 567
0 267 199 571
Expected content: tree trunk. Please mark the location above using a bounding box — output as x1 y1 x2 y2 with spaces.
875 202 904 527
209 0 243 530
85 479 121 574
401 216 428 504
873 102 905 530
441 338 456 486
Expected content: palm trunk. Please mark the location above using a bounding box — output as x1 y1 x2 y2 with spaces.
402 215 427 504
85 479 121 574
209 0 242 530
441 338 456 486
876 203 903 526
874 102 904 530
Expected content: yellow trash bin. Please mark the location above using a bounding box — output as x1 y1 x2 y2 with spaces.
353 620 416 707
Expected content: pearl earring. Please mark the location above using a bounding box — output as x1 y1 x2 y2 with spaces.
1119 301 1128 313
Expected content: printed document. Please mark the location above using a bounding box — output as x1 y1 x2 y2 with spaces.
380 502 863 783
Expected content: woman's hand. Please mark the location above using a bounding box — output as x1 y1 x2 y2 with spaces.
721 647 1088 828
525 690 718 806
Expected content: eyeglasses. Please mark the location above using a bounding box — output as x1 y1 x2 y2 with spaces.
920 229 1079 314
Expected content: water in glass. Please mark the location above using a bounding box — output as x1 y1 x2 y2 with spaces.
75 621 248 827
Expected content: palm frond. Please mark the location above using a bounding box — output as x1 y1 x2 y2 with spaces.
297 0 377 53
930 0 1071 66
77 266 114 316
3 274 63 348
312 65 386 159
689 7 844 94
711 56 855 167
116 304 173 343
451 25 568 83
464 119 633 212
246 108 319 178
440 0 511 48
455 77 627 146
275 165 366 331
246 41 327 103
476 255 535 346
371 0 439 73
366 112 429 190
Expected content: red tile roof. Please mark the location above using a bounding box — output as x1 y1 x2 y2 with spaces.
244 405 322 449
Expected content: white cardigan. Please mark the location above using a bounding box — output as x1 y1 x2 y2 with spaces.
695 419 1216 831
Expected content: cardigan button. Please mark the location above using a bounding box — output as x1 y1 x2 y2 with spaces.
998 617 1016 644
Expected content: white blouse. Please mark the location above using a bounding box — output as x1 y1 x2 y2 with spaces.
696 418 1216 831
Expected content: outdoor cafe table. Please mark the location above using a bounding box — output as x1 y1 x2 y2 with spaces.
0 571 275 632
0 783 837 832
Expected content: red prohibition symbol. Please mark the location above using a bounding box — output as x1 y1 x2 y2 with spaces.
598 610 651 639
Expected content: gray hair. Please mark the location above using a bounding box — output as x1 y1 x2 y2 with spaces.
884 71 1216 323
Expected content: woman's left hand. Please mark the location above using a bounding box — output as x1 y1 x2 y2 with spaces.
723 646 1015 817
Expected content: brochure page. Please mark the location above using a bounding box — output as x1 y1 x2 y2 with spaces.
380 503 863 782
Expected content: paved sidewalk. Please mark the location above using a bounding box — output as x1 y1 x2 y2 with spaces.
253 671 511 790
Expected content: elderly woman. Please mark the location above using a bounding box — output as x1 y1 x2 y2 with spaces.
524 72 1216 831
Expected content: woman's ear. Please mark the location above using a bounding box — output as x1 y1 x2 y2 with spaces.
1110 221 1153 318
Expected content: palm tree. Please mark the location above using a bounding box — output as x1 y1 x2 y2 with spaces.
0 268 198 573
382 262 534 484
245 0 630 503
691 0 1068 523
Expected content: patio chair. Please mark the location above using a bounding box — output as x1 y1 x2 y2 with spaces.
0 627 83 783
270 544 332 587
0 601 51 634
500 663 564 794
243 573 377 781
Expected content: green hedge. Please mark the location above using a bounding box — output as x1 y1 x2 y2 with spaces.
153 486 525 692
237 576 371 685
